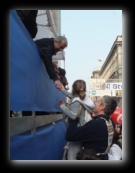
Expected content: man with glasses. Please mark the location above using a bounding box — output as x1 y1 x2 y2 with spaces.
35 36 68 89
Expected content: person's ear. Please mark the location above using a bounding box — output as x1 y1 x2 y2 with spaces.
100 105 105 111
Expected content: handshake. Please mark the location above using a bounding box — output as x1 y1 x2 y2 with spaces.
54 80 64 90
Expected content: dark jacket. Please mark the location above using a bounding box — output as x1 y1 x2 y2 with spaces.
66 114 113 160
35 38 59 81
16 10 38 38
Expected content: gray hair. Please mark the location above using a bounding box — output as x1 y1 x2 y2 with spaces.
54 36 68 47
101 95 117 115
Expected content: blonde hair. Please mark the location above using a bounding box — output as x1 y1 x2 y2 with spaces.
72 80 86 100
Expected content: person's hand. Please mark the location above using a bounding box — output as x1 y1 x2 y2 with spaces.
54 80 62 89
59 100 65 106
60 84 65 91
54 80 64 90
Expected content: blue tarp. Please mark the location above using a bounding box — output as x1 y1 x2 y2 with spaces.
10 10 66 111
10 121 67 160
10 10 67 160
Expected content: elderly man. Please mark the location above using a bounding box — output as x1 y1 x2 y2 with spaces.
35 36 68 89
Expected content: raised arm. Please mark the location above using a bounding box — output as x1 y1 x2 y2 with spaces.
60 100 81 120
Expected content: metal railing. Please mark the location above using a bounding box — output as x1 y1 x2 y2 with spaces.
10 113 65 136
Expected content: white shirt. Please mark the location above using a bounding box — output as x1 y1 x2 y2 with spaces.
108 144 122 160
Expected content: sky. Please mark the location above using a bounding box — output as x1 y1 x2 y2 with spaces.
61 10 122 93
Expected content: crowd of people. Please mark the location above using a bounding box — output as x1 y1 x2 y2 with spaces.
11 10 122 161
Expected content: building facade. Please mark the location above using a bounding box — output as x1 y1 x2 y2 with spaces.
90 35 122 107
